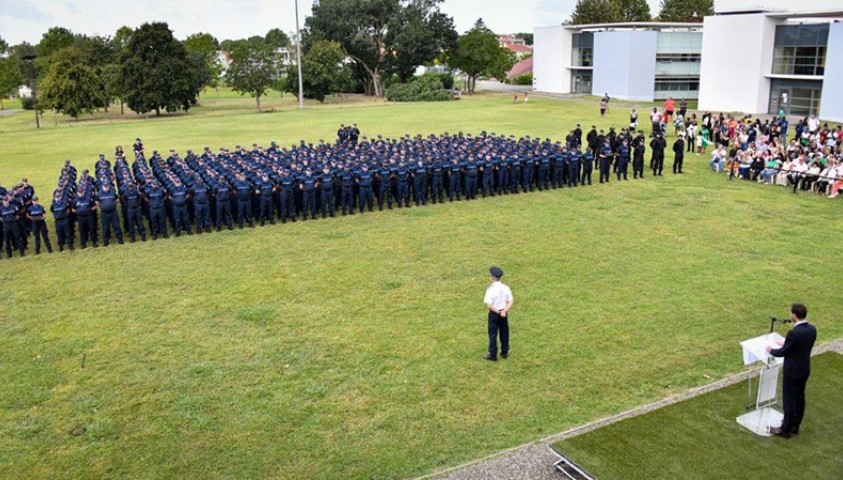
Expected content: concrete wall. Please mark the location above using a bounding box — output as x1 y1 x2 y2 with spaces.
698 13 780 114
533 26 572 94
592 31 657 102
714 0 843 13
819 22 843 122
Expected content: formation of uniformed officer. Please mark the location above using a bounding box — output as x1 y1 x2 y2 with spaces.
11 123 672 258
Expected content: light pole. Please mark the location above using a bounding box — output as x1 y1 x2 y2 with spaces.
22 53 40 129
294 0 305 109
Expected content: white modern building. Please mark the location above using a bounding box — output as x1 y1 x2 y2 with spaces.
698 0 843 121
533 23 703 102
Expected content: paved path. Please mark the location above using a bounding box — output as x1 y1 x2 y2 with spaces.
419 338 843 480
0 109 22 117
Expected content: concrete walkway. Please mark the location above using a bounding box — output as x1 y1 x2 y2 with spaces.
0 108 22 117
418 338 843 480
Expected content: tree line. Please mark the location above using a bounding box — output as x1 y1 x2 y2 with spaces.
569 0 714 25
0 0 714 119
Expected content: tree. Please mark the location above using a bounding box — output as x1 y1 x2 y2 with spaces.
110 27 134 113
387 0 457 82
569 0 621 24
285 40 348 102
38 27 75 57
0 57 24 110
119 22 207 115
514 33 533 46
658 0 713 22
306 0 456 97
184 32 223 88
265 29 291 50
616 0 652 21
39 47 104 119
445 25 515 93
75 35 116 110
225 37 283 109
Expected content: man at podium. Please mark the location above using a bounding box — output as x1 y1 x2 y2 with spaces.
766 303 817 438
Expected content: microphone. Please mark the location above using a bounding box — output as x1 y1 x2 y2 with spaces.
770 316 792 324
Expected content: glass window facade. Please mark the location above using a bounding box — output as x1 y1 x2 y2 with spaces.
655 32 702 100
768 78 823 117
571 32 594 67
772 24 829 76
571 70 592 94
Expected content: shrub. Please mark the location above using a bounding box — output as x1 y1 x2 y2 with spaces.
386 76 453 102
421 72 454 90
511 73 533 86
21 96 38 110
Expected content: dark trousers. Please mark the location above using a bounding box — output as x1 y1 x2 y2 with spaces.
194 203 211 232
481 175 493 197
652 156 664 175
150 207 168 238
413 178 427 205
341 187 355 213
359 187 374 212
599 159 611 183
260 198 276 223
216 201 233 229
237 200 253 227
280 190 295 222
448 176 461 200
379 184 393 209
781 374 809 433
31 220 53 254
55 217 73 250
673 156 684 174
173 205 192 234
616 158 629 180
126 207 147 241
432 177 444 202
465 177 478 199
101 210 123 244
3 224 25 257
487 312 509 357
567 163 579 187
302 192 317 219
396 183 410 207
510 169 520 193
77 214 95 248
581 165 593 185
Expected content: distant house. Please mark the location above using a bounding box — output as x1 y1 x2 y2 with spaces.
506 57 533 81
498 34 533 59
18 85 32 98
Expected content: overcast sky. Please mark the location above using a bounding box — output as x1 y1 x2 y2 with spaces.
0 0 663 46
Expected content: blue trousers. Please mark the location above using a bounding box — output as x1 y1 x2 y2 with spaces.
488 312 509 357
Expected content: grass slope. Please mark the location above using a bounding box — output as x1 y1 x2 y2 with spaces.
553 352 843 480
1 93 841 480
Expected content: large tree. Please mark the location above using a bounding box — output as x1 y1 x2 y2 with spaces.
570 0 622 24
119 22 207 115
445 24 515 93
39 47 104 119
285 40 348 102
0 36 24 110
658 0 713 22
184 32 223 88
616 0 652 21
306 0 456 97
225 37 283 109
265 28 291 50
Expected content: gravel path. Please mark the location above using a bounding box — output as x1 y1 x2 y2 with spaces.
0 109 22 117
420 338 843 480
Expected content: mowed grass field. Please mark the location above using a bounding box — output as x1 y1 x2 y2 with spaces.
1 91 842 480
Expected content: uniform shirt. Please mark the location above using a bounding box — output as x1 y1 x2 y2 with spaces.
27 204 47 221
1 204 19 223
98 189 118 212
51 199 70 219
484 281 513 311
171 186 188 207
234 180 252 201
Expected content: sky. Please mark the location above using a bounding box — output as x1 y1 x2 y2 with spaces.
0 0 663 46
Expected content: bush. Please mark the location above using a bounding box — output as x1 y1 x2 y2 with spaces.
420 72 454 90
511 73 533 86
386 76 453 102
21 96 38 110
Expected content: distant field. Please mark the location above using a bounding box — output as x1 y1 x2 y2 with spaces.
1 91 841 480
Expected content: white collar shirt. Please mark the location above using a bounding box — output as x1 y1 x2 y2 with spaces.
484 281 513 311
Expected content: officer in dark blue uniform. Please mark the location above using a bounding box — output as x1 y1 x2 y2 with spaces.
581 147 594 185
123 184 148 241
300 169 318 220
481 155 495 198
412 160 428 206
377 162 394 210
616 139 630 181
552 150 566 189
464 157 479 200
357 164 374 213
50 190 74 251
145 180 169 239
340 165 356 215
233 173 255 228
431 159 445 203
537 151 551 190
96 182 124 246
521 153 535 192
567 148 580 187
509 154 521 194
318 167 335 219
598 139 613 184
447 159 461 201
258 173 277 224
71 188 97 248
279 170 296 223
170 181 193 235
1 196 25 257
213 180 233 231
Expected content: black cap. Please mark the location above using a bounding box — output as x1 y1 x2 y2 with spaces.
489 266 503 278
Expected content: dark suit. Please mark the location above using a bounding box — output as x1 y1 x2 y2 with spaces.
770 322 817 434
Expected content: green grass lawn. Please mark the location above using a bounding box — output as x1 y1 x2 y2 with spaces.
553 352 843 480
1 92 842 480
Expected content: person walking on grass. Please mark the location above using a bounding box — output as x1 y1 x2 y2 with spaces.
484 266 513 361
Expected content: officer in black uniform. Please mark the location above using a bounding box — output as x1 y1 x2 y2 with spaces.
1 196 25 257
233 173 255 228
357 164 375 213
96 182 124 246
431 159 445 203
300 169 318 220
412 160 428 206
632 131 646 179
616 139 630 181
50 190 74 251
170 181 193 235
650 133 667 176
598 139 613 184
447 158 462 201
258 173 277 224
672 134 685 174
279 170 296 223
318 167 335 219
464 157 479 200
340 165 356 214
395 162 411 207
145 180 170 239
378 162 394 210
123 184 148 241
71 188 97 249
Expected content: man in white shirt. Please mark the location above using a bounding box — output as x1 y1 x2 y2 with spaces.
483 266 514 361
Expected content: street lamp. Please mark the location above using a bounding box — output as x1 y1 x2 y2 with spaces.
294 0 304 109
21 53 40 129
